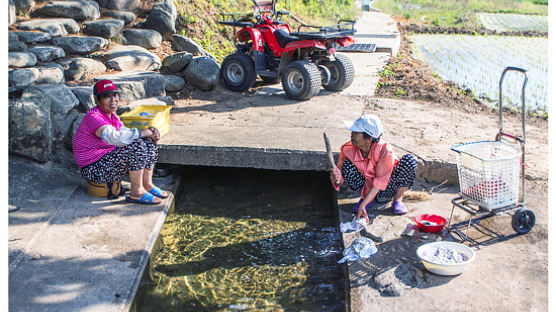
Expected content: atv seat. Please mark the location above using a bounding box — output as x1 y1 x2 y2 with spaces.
274 29 300 48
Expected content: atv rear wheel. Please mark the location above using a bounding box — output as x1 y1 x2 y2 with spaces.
281 61 320 100
220 53 256 91
322 54 354 91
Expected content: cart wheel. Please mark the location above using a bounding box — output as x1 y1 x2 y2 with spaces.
322 54 354 91
281 61 320 100
220 53 256 91
511 209 535 234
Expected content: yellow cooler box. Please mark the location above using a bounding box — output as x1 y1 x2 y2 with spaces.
120 105 172 137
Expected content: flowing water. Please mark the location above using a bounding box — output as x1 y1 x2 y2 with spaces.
135 167 346 312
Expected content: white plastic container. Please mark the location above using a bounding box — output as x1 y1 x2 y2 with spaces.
416 241 475 276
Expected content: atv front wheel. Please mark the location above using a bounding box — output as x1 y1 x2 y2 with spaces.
220 53 256 91
322 54 354 91
281 61 320 100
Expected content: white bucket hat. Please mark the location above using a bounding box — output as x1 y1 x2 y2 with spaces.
344 114 384 139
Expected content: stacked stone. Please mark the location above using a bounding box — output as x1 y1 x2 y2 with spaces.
8 0 222 164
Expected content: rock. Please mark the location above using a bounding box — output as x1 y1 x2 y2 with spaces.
143 0 176 38
170 34 215 60
163 75 185 92
95 71 166 101
53 36 108 55
104 45 161 71
69 86 95 111
8 32 19 43
183 56 220 91
373 264 423 296
31 0 100 21
122 28 162 49
9 92 52 163
9 68 39 87
9 0 16 25
103 10 135 25
113 81 146 102
60 57 106 81
35 64 65 84
12 0 35 15
82 19 124 38
95 0 141 13
27 45 66 62
8 41 27 52
9 33 27 52
25 84 80 141
162 52 192 73
13 31 52 44
9 52 37 68
9 41 27 52
65 113 85 150
17 19 80 37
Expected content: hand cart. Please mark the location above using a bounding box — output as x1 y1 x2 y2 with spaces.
447 66 536 243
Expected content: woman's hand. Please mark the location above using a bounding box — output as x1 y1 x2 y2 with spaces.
330 166 342 185
149 127 160 142
356 204 370 223
140 127 159 143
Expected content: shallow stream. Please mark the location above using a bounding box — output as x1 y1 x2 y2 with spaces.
135 167 346 311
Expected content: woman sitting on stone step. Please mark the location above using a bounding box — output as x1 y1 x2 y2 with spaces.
330 114 417 222
72 79 168 205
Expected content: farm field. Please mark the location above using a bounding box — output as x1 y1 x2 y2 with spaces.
477 13 548 32
409 34 548 114
372 0 548 28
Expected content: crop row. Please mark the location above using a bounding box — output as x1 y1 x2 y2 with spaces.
409 34 548 114
476 13 548 33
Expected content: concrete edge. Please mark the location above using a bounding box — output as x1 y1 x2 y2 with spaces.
159 145 459 185
120 176 180 311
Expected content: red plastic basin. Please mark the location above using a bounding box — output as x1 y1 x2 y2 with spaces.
414 214 447 233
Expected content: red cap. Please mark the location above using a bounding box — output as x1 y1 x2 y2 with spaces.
93 79 119 97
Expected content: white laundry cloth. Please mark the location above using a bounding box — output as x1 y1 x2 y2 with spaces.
339 217 368 233
337 237 378 263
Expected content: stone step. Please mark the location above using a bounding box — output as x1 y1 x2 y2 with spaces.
82 19 125 38
52 36 109 55
103 45 161 71
31 0 100 21
17 18 80 37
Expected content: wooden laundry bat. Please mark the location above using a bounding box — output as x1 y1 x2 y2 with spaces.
323 132 340 184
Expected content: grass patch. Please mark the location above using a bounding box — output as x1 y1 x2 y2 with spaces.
372 0 547 28
174 0 359 63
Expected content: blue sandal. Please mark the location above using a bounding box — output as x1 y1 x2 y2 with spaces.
125 192 158 205
148 186 168 199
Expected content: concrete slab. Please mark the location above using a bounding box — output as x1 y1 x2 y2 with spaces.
8 157 176 312
336 179 547 311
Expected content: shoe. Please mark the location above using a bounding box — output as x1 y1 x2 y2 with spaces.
147 186 168 199
125 192 159 205
352 200 374 214
392 201 408 215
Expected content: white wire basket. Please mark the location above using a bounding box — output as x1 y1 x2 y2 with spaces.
451 141 522 210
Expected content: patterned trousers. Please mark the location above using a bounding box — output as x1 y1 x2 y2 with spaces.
341 154 417 202
81 138 158 183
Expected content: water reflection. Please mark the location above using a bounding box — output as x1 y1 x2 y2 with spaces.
136 167 346 312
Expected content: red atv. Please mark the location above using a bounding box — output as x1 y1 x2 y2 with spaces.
218 0 356 100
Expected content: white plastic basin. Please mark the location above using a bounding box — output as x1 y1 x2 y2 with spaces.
416 241 475 276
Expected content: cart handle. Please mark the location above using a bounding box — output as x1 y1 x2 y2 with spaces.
498 66 527 144
498 66 528 205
